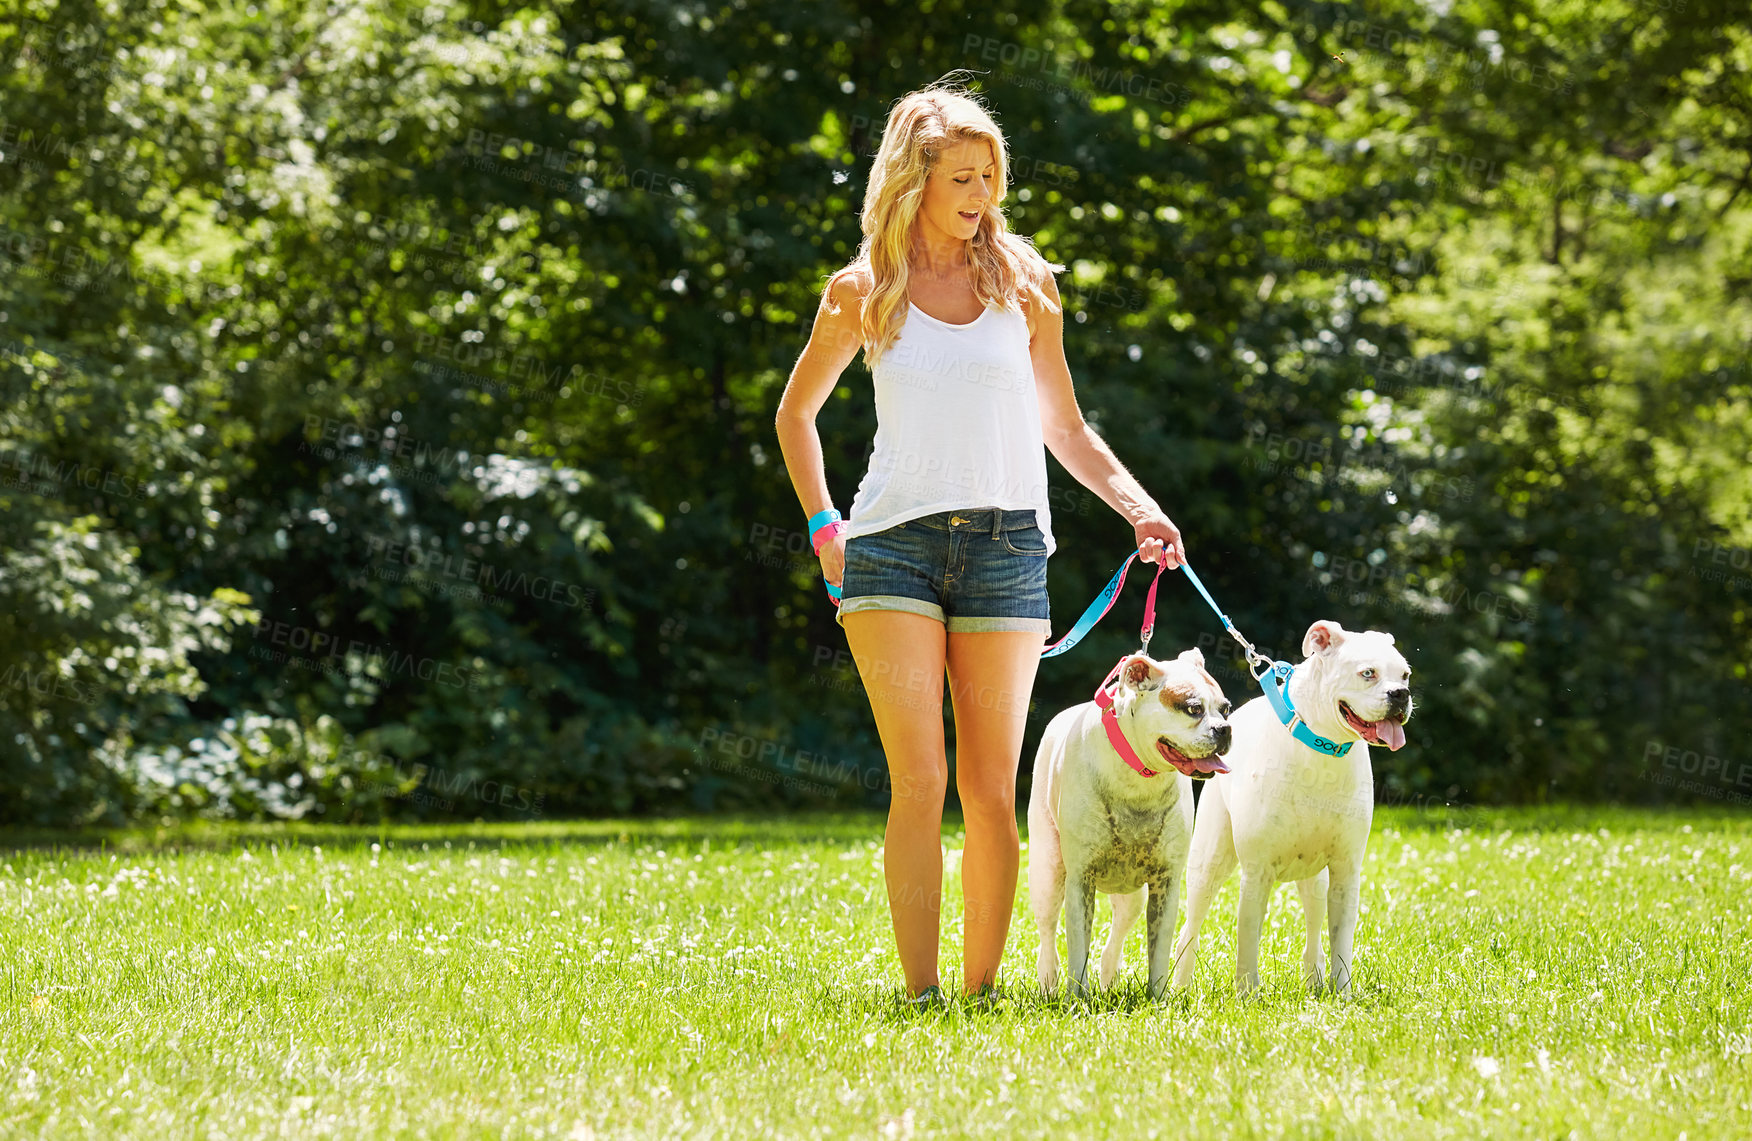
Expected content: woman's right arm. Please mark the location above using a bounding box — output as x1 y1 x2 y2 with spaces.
774 269 868 588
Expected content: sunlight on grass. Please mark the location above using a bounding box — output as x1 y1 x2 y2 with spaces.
1 807 1748 1138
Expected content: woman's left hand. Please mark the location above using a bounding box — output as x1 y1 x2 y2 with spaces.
1132 509 1187 570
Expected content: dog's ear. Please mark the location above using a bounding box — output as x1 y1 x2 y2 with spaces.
1122 654 1164 690
1178 647 1205 669
1302 620 1347 657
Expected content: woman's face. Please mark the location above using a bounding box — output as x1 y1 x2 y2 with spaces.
917 136 997 252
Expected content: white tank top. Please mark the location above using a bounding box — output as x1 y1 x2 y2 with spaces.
844 298 1056 556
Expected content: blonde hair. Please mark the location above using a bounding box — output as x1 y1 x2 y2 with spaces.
825 78 1064 368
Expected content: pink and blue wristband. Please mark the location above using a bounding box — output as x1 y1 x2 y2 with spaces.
809 508 847 604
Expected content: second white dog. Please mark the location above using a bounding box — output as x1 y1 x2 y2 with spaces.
1171 619 1413 996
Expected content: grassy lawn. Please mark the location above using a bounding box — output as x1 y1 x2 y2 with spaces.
2 806 1749 1139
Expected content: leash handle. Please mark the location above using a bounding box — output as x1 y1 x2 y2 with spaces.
1137 552 1170 655
1041 547 1170 659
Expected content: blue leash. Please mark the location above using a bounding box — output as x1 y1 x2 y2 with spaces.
1044 549 1355 756
1041 549 1237 661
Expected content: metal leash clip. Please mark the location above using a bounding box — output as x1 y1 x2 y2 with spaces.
1232 629 1273 681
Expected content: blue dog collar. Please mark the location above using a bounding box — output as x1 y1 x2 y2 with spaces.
1259 661 1353 757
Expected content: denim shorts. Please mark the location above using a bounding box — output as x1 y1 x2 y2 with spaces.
835 507 1051 634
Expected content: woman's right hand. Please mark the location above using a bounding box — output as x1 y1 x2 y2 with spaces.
819 533 847 591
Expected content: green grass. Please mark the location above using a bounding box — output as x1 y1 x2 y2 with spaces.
2 806 1749 1139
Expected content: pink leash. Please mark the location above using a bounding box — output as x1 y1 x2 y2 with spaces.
1073 551 1174 778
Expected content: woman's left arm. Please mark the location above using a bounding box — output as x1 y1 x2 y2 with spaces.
1028 270 1187 569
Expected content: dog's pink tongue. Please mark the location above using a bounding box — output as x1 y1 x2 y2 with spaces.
1378 718 1406 751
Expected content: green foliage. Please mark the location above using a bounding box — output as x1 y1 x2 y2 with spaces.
0 0 1747 821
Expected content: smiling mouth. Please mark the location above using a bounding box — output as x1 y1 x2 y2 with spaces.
1339 701 1407 751
1155 736 1229 780
957 210 980 222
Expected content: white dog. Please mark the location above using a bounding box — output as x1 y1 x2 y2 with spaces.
1027 648 1233 999
1171 619 1412 997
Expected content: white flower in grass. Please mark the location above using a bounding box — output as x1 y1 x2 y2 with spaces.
1472 1056 1501 1079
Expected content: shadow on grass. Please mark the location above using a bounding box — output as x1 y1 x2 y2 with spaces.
3 802 1744 858
812 975 1406 1025
0 808 898 857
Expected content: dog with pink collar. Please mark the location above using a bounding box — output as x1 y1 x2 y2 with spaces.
1027 647 1233 999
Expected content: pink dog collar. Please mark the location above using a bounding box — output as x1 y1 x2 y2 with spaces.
1092 657 1161 778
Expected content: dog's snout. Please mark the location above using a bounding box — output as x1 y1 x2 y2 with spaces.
1386 687 1410 713
1213 722 1233 753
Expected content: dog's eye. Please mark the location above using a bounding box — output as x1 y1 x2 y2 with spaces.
1219 701 1232 717
1360 668 1376 680
1185 700 1202 717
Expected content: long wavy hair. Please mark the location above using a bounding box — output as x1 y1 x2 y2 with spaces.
825 79 1064 369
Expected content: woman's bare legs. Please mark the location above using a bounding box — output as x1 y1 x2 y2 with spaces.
842 609 948 996
945 629 1044 993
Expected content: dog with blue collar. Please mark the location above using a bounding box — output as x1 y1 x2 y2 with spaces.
1171 618 1413 997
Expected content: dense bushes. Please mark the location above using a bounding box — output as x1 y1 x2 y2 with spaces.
2 0 1747 823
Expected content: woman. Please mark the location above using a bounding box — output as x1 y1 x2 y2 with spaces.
774 80 1187 1005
